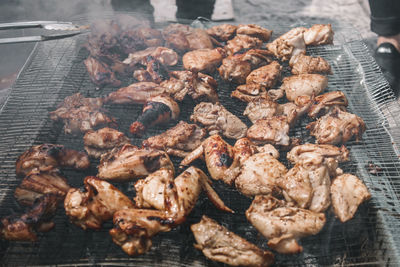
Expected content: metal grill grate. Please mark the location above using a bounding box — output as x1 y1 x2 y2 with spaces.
0 18 400 266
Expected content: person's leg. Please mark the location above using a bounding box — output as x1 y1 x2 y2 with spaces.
176 0 216 21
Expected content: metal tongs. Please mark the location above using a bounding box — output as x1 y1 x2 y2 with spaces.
0 21 89 44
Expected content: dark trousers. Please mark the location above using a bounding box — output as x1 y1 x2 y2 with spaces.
369 0 400 36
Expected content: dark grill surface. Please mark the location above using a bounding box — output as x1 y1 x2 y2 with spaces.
0 16 399 266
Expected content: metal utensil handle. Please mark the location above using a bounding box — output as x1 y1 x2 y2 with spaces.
0 21 63 30
0 32 82 44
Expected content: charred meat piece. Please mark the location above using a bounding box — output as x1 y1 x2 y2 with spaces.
123 46 178 67
98 144 174 181
218 49 273 84
306 91 348 119
49 93 116 135
84 56 121 87
225 35 263 55
133 59 170 83
163 24 214 53
83 127 130 158
191 102 248 139
266 27 307 61
331 174 371 222
235 152 287 197
280 74 328 102
247 116 291 146
206 24 237 41
246 195 326 254
14 169 70 206
191 215 275 267
105 82 166 105
130 95 180 136
289 54 332 75
246 61 282 89
15 144 90 177
64 176 134 230
231 84 270 103
237 24 273 42
161 71 219 102
303 24 334 46
142 121 207 157
182 48 226 73
306 107 366 145
0 194 59 241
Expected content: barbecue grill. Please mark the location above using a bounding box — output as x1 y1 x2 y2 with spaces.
0 13 399 266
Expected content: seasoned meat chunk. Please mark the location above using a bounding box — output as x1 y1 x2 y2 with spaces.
84 56 121 87
237 24 272 42
281 74 328 102
303 24 334 46
289 54 332 75
83 127 130 158
266 27 307 61
182 48 226 73
105 82 166 105
225 35 263 55
306 91 348 119
163 24 213 53
206 24 237 41
247 116 290 146
246 61 282 89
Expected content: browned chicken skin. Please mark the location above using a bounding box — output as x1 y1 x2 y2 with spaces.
237 24 273 42
123 46 178 67
231 83 271 103
64 176 135 230
14 169 70 206
246 195 326 254
105 82 166 105
266 27 307 61
225 35 263 55
191 215 275 267
245 61 282 89
97 144 174 181
50 93 117 135
83 127 130 158
84 56 121 87
183 47 226 73
247 116 291 146
206 24 237 41
130 95 180 136
1 194 59 241
303 24 334 46
289 54 332 75
142 121 207 157
330 174 371 222
281 74 328 102
306 106 366 145
15 144 90 177
191 102 248 139
304 91 348 119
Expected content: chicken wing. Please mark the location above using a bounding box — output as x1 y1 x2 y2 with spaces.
289 54 332 75
266 27 307 61
331 174 371 222
15 144 90 177
237 24 273 42
191 102 248 139
98 144 174 181
105 82 166 105
64 176 134 230
246 195 326 254
206 24 237 41
306 107 366 145
83 127 130 158
142 121 207 157
14 169 70 206
246 116 290 146
303 24 334 46
281 74 328 102
182 48 226 73
191 215 275 267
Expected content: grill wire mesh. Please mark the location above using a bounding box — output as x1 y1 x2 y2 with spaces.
0 17 400 266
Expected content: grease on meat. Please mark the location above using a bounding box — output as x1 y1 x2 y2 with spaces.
83 127 130 158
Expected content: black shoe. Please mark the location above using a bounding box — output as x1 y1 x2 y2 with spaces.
374 43 400 97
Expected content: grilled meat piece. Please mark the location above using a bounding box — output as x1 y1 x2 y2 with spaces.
235 152 287 197
49 93 116 135
15 144 90 177
64 176 134 230
182 48 226 73
303 24 334 46
331 174 371 223
105 82 166 105
280 74 328 102
206 24 237 41
0 194 58 241
83 127 130 158
163 24 214 53
191 215 275 267
246 61 282 89
84 56 121 87
111 166 232 256
130 95 180 136
266 27 307 61
133 59 170 83
287 143 350 166
306 106 366 145
307 91 348 119
231 84 270 102
14 169 70 206
98 144 174 181
161 70 219 102
246 195 326 254
247 116 291 146
237 24 273 42
142 121 207 157
191 102 248 139
225 35 263 55
289 54 332 75
123 47 178 67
